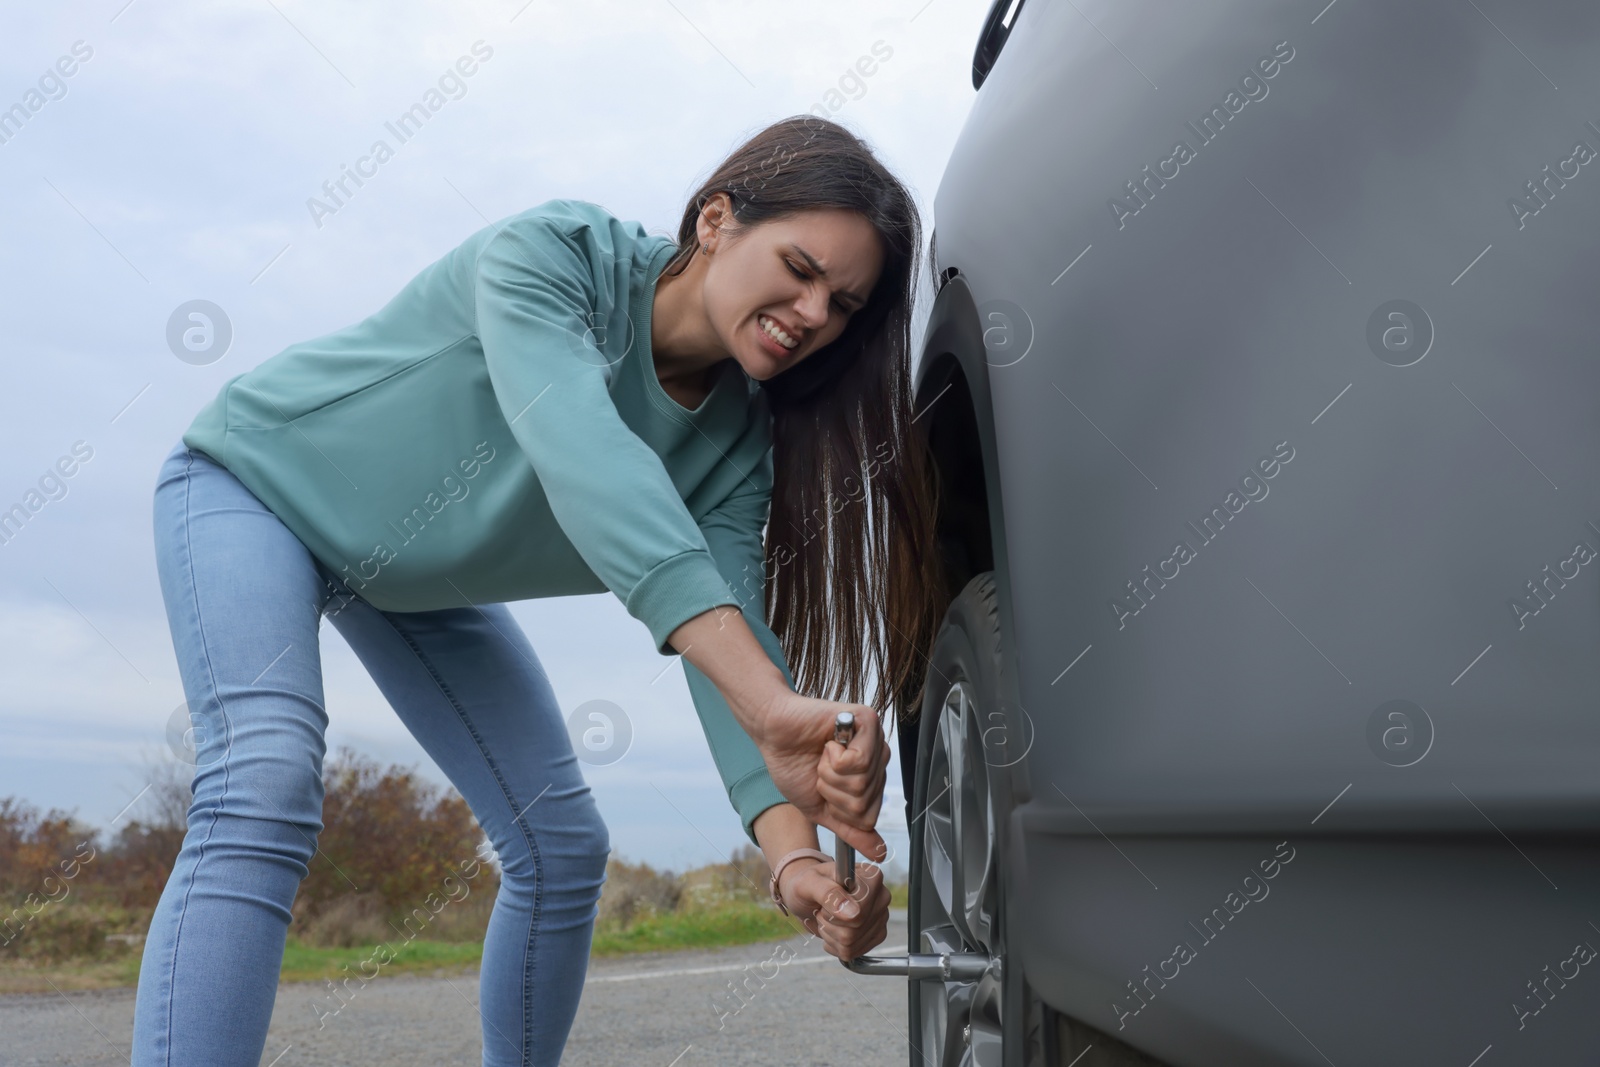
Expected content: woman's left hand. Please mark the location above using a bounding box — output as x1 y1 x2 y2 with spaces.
777 857 891 961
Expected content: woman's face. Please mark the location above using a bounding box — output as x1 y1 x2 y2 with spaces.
699 202 885 381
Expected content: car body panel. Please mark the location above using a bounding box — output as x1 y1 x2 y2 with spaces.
917 0 1600 1061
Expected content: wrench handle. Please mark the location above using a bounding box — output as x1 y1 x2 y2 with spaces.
832 711 857 893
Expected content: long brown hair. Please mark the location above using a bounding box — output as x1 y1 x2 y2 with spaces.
660 115 945 731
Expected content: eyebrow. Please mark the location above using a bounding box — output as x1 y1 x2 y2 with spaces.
787 243 867 308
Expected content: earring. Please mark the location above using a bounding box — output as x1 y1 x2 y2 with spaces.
701 243 709 255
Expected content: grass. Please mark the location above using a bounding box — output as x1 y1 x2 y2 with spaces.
591 900 803 957
0 909 803 993
0 953 143 995
0 941 497 995
0 887 908 994
278 936 488 984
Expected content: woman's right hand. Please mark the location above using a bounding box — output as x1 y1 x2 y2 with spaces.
754 688 892 862
660 606 891 860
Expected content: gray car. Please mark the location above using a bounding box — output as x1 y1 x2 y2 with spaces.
855 1 1600 1064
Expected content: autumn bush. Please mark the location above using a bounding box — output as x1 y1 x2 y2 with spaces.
599 856 684 926
0 797 96 899
676 842 774 912
293 747 496 932
2 750 902 965
0 747 501 959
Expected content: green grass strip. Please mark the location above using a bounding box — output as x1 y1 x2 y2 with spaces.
589 901 803 957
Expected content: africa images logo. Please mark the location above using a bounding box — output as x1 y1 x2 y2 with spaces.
335 441 497 592
1110 441 1296 630
305 41 494 229
1111 842 1298 1031
1108 39 1296 231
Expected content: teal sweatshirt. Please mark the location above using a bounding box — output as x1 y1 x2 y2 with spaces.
182 197 790 844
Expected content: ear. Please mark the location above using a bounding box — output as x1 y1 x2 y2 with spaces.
700 192 735 245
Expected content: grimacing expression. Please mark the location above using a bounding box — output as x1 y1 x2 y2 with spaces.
703 207 885 381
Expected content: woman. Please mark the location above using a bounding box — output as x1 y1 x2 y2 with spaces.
133 114 945 1066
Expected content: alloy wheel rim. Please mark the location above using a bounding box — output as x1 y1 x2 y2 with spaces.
919 680 1004 1067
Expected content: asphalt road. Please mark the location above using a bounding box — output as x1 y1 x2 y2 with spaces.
0 910 911 1066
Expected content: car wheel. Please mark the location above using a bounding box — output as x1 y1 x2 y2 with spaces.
908 571 1049 1067
907 572 1171 1067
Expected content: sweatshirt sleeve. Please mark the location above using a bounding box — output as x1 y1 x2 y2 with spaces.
473 218 742 653
683 446 792 846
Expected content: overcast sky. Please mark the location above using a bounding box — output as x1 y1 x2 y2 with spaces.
0 0 982 873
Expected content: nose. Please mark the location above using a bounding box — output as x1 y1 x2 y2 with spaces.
793 288 830 332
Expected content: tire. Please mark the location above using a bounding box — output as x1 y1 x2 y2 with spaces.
907 572 1046 1067
907 572 1171 1067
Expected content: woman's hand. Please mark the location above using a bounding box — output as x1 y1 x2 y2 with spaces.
777 857 891 962
757 689 892 862
662 606 891 861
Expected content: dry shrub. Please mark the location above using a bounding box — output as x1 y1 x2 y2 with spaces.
293 880 496 948
598 857 682 926
0 906 129 963
293 891 391 948
2 746 503 960
98 754 193 910
0 797 96 899
678 843 772 912
423 883 496 942
298 748 494 924
727 842 772 902
102 819 186 910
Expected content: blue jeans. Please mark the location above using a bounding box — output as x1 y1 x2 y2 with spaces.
133 443 610 1066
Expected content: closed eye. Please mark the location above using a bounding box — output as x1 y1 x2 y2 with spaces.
786 260 852 314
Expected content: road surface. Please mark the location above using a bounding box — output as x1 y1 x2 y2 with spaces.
0 910 911 1066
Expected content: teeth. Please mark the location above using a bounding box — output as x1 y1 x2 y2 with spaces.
759 314 798 349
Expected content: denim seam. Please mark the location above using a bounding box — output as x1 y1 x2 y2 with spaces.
391 620 541 1067
166 448 235 1065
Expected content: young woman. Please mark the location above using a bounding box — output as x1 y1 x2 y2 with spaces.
132 114 945 1066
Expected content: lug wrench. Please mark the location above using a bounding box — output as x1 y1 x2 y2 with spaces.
829 709 996 980
832 711 860 894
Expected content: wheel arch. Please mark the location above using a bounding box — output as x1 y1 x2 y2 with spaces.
912 273 1085 1065
911 274 1024 772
